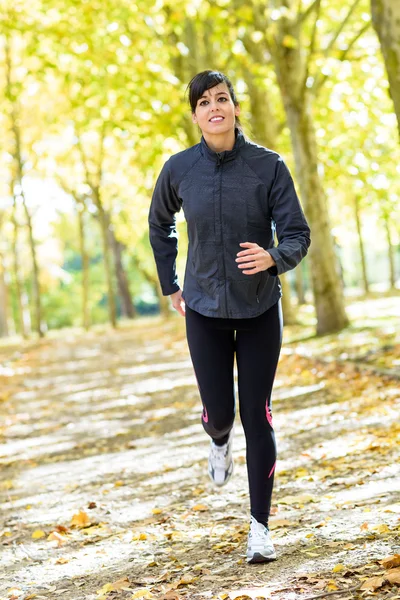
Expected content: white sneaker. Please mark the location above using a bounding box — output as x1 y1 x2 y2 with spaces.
208 428 234 487
246 516 277 563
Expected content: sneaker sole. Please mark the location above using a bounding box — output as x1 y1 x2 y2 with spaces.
247 551 277 564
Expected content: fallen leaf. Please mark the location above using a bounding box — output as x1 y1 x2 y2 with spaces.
97 577 130 598
387 567 400 584
372 524 391 534
332 564 346 573
32 530 46 539
278 493 315 505
130 589 153 599
360 575 385 591
381 554 400 569
192 504 208 511
55 557 69 564
71 510 91 528
269 519 294 529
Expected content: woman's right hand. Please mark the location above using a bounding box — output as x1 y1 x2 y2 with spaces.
170 289 186 317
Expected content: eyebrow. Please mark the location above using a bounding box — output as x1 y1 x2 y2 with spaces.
199 92 229 100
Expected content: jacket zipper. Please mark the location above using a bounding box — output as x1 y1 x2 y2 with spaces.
216 152 228 316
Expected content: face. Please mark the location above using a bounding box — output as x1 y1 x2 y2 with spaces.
191 82 240 136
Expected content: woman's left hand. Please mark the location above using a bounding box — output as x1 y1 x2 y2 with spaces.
236 242 277 274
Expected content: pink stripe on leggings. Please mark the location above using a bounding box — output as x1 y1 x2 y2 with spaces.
268 461 276 478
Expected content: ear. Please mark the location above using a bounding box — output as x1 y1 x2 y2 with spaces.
192 112 197 124
235 104 241 117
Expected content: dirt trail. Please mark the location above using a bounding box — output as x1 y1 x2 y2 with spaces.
1 298 400 600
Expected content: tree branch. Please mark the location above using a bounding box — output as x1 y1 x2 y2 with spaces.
297 0 320 25
300 0 321 101
322 0 362 59
313 20 371 95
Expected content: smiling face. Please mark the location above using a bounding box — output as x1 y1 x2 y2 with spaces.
191 82 240 137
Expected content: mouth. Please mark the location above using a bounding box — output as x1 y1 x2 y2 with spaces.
209 116 224 123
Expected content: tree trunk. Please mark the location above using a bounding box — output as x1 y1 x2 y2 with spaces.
0 253 9 338
5 33 44 337
383 214 396 289
77 204 90 330
370 0 400 142
22 196 44 336
284 99 349 334
108 223 136 319
295 264 306 306
280 274 296 325
92 189 117 328
354 195 369 294
11 195 28 337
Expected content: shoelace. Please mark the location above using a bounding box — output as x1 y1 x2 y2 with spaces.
210 442 229 468
250 522 274 547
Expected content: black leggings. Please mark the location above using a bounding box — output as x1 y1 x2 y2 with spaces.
184 299 283 527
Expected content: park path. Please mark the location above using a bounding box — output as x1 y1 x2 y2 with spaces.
1 296 400 600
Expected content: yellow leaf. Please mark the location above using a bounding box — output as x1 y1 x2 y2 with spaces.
372 524 390 534
152 508 163 514
132 532 148 540
269 519 294 529
177 575 196 585
97 577 130 597
32 530 46 539
278 494 314 505
327 581 338 591
332 564 345 572
55 557 69 564
192 504 208 511
130 589 153 599
114 480 125 487
71 510 90 528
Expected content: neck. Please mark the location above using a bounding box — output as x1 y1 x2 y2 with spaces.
202 127 236 153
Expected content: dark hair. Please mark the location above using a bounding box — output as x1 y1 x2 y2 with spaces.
185 70 244 134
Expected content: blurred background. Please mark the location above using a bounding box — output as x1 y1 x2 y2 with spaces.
0 0 399 340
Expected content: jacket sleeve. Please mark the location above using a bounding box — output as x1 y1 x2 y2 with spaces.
266 157 311 277
148 159 182 295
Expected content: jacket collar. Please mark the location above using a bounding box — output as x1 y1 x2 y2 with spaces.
200 127 245 163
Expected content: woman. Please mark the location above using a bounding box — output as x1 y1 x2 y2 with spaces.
148 70 311 563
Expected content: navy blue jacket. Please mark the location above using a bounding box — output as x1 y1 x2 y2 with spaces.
148 127 311 318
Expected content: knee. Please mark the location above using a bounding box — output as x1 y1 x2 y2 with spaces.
203 416 234 439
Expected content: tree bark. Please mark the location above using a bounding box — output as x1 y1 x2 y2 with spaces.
77 203 90 330
383 214 396 289
11 195 29 337
354 195 369 294
371 0 400 142
263 3 349 334
280 274 296 325
0 252 9 338
5 34 44 337
92 187 117 328
284 99 349 333
108 223 136 319
295 265 306 305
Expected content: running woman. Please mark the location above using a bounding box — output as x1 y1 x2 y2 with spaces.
148 70 311 563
